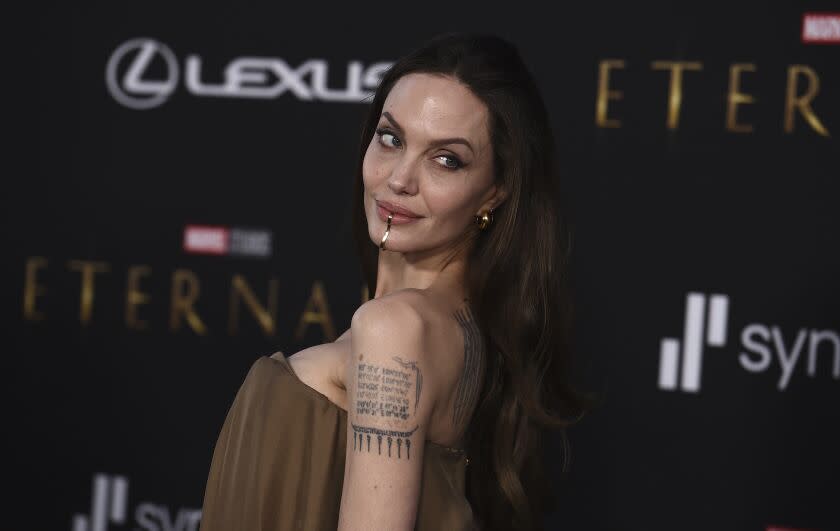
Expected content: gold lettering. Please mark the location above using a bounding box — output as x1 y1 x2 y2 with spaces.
651 60 703 129
295 281 336 341
126 265 152 330
726 63 757 133
228 274 278 336
595 59 625 128
23 256 48 321
784 65 830 136
169 268 207 334
67 260 110 325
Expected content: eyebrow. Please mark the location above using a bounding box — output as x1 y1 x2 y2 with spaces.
381 111 474 153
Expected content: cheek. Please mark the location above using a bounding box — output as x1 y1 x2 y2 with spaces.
362 142 388 189
427 166 494 226
425 186 475 226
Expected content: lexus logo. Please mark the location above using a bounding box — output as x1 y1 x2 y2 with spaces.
105 37 392 110
106 38 179 110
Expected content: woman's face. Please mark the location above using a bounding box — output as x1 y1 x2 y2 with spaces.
362 72 500 256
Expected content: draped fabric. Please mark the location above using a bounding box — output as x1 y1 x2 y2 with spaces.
200 354 477 531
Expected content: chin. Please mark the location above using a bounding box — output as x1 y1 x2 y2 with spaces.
368 228 394 250
367 224 404 252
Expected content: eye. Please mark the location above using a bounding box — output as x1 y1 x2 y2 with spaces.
435 154 464 170
375 127 401 148
375 127 464 171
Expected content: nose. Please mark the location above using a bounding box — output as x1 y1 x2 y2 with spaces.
387 156 419 195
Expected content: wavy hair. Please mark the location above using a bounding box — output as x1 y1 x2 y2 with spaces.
350 32 589 531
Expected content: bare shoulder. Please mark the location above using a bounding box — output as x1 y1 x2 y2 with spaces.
351 289 429 337
353 288 457 325
351 289 457 357
349 289 452 391
351 289 468 391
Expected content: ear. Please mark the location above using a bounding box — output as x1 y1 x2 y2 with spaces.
478 183 508 213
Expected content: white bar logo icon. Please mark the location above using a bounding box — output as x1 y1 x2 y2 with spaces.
658 292 729 393
72 473 128 531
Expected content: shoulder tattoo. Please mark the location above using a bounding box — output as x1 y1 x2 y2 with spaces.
452 305 485 429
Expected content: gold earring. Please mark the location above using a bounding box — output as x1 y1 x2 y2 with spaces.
475 208 494 230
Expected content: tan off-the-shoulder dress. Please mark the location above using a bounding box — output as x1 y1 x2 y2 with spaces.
199 354 478 530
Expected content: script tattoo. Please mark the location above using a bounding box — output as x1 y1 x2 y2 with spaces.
452 305 486 429
353 355 423 459
355 356 423 421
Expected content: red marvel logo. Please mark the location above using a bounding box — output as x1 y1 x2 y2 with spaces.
183 225 229 255
801 13 840 44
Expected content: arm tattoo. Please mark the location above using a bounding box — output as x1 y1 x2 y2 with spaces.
392 356 422 415
352 356 423 459
351 423 418 459
452 305 485 429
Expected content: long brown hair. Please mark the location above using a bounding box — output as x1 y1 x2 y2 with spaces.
351 32 588 531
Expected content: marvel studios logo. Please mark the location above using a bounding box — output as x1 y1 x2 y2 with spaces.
183 225 272 258
801 13 840 44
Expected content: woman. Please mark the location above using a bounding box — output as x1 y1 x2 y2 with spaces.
200 32 585 531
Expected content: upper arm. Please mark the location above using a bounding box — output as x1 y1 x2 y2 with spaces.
337 296 438 531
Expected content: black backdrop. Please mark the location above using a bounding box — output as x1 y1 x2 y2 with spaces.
15 3 839 530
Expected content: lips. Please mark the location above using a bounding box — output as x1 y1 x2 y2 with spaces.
376 200 421 218
375 200 423 225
